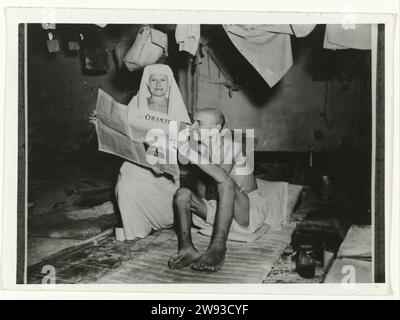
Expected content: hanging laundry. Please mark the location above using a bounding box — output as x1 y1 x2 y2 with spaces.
250 24 293 35
68 41 80 51
323 24 371 50
46 39 60 53
232 24 316 37
291 24 317 37
41 23 56 30
124 25 168 72
82 37 109 73
175 24 201 56
60 25 81 53
223 24 293 87
46 32 60 53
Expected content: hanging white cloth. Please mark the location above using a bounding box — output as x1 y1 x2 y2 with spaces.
323 24 372 50
175 24 201 56
223 24 293 87
124 26 168 71
41 23 56 30
231 24 317 37
291 24 317 37
238 24 294 35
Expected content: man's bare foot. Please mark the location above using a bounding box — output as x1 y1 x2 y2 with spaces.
168 247 202 269
191 246 226 272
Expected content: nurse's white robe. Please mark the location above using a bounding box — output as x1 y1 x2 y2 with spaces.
115 161 179 239
115 64 190 240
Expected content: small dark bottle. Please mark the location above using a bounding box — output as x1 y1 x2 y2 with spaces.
296 245 316 278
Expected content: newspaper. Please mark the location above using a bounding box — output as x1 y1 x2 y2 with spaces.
95 89 181 179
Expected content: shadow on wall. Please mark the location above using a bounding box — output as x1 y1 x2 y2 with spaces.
201 25 282 107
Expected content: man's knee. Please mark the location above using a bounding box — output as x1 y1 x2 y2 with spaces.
173 188 192 205
217 177 236 193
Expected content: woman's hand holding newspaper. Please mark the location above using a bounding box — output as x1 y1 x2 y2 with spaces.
89 110 98 124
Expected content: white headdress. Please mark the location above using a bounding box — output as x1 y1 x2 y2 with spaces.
130 64 191 124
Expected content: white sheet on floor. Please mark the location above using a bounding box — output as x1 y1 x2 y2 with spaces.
256 179 289 230
323 24 371 50
337 225 372 260
324 257 372 283
175 24 201 55
192 179 289 242
223 24 293 87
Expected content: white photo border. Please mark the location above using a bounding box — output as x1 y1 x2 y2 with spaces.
0 4 398 299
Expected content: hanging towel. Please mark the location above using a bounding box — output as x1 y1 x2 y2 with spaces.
41 23 56 30
231 24 316 37
124 25 168 72
323 24 371 50
291 24 317 37
175 24 201 55
223 24 293 87
233 24 293 35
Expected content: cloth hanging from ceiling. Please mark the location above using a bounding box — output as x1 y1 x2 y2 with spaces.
41 23 56 30
175 24 201 56
249 24 294 35
291 24 317 37
323 24 371 50
225 24 316 37
123 25 168 72
223 24 293 87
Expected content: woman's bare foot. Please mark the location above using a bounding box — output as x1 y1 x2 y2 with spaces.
191 246 227 272
168 247 202 269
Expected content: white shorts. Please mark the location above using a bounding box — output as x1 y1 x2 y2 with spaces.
192 189 268 234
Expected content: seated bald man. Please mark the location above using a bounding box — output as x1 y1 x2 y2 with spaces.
168 108 263 272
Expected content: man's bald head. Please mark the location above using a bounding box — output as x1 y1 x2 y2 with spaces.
193 108 226 131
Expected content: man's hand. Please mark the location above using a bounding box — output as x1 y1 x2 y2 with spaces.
150 166 163 175
89 110 98 124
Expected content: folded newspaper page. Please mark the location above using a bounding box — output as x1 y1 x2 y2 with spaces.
95 89 181 179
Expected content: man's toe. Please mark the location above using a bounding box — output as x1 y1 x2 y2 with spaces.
191 262 202 270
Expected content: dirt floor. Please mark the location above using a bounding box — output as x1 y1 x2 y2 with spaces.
26 151 370 284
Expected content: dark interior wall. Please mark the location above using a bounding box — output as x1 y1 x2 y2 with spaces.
27 24 144 174
197 25 372 152
27 24 372 172
27 24 191 174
